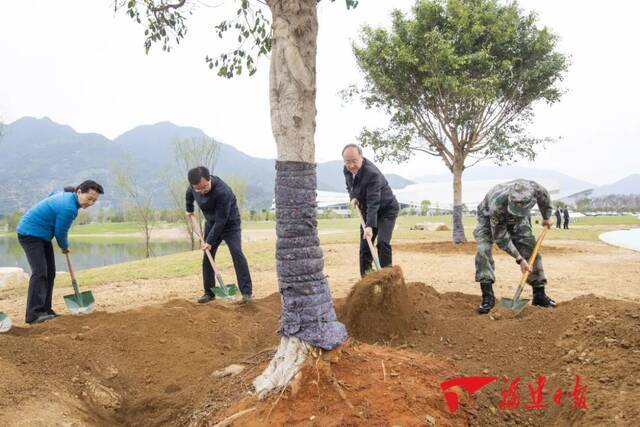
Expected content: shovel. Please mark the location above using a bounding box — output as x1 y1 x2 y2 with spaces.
188 215 238 300
498 225 550 314
0 312 12 333
356 206 382 272
63 252 95 314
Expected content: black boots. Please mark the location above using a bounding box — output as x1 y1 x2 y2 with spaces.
198 293 215 304
532 287 557 308
478 282 496 314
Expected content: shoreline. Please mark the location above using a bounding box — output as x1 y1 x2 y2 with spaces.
599 227 640 252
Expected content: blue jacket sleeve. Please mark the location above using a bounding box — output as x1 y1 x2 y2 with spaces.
54 208 77 249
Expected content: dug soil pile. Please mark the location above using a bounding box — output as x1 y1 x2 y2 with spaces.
1 272 639 426
340 266 415 341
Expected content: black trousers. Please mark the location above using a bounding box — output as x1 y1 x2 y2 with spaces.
556 216 562 228
202 222 252 296
359 212 397 277
563 218 569 229
18 234 56 323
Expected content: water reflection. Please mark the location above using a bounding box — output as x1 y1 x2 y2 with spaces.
0 237 191 272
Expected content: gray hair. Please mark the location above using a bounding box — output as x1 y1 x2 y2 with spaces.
341 143 362 156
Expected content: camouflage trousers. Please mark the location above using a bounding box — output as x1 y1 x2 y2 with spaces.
473 215 547 287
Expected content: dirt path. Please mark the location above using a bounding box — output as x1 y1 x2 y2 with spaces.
2 239 639 325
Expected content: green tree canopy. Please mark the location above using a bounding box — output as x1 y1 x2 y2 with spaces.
350 0 568 242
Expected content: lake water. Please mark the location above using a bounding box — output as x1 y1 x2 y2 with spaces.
0 236 191 273
599 228 640 252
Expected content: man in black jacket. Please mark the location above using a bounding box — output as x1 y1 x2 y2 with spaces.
563 207 570 229
186 166 253 303
342 144 400 277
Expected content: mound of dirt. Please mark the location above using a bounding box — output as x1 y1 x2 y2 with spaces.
395 241 577 255
411 222 450 231
339 266 416 341
213 342 471 426
337 282 640 426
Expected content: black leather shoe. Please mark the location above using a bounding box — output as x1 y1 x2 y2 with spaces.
478 282 496 314
198 293 215 304
532 287 557 308
28 314 56 324
48 309 60 318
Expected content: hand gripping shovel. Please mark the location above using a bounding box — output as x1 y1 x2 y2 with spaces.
498 225 550 315
0 312 12 333
63 252 95 314
356 206 382 272
189 215 238 300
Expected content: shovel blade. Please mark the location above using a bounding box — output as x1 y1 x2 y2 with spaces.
0 312 12 333
63 291 96 315
498 297 530 315
212 284 238 300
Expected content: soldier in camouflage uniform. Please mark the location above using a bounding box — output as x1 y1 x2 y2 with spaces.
474 179 557 314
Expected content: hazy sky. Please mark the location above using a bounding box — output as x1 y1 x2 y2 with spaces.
1 0 638 185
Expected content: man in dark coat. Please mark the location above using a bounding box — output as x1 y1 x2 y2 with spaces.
342 144 400 277
563 207 570 229
555 207 562 229
186 166 253 303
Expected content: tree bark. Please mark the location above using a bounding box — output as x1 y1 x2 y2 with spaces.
254 0 347 397
452 162 467 244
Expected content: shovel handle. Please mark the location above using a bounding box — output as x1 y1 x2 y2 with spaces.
187 214 226 288
513 225 550 299
64 252 82 299
356 206 382 271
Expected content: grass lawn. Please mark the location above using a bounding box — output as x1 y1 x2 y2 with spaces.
5 215 638 289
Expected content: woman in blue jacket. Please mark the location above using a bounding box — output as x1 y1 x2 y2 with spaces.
16 180 104 324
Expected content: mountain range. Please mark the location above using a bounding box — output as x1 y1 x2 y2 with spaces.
0 117 637 214
0 117 413 213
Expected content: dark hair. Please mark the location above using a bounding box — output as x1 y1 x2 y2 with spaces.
64 180 104 195
188 166 211 185
342 143 362 156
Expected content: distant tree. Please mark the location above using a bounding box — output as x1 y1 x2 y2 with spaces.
113 168 155 258
420 199 432 216
96 208 108 223
167 136 221 249
349 0 568 243
575 197 592 212
224 176 247 211
5 211 22 231
75 210 92 226
553 200 567 209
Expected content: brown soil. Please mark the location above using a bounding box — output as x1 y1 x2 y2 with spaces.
0 295 282 426
340 267 415 341
2 279 639 426
1 238 640 426
395 241 578 256
219 343 472 426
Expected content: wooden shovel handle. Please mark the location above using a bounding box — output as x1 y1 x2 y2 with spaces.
519 225 549 285
64 252 77 283
187 214 221 281
356 206 382 271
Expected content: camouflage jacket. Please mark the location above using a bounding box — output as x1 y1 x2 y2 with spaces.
477 179 553 258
